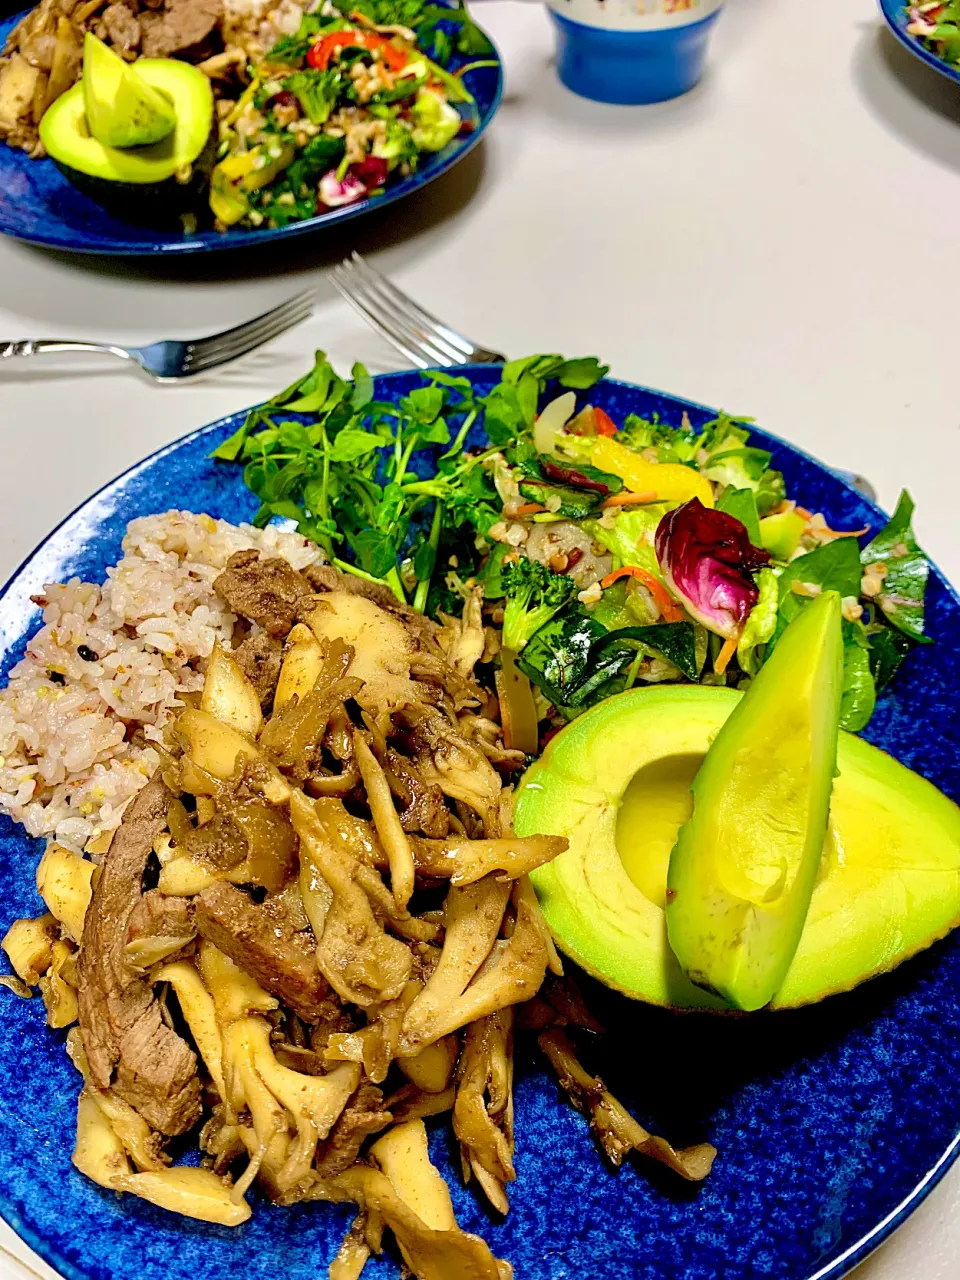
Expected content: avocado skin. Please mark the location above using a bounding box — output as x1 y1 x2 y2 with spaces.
515 682 960 1012
51 121 217 227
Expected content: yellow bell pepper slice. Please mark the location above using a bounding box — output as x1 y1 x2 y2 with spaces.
591 436 714 508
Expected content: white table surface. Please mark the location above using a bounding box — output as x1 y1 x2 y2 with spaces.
0 0 957 1275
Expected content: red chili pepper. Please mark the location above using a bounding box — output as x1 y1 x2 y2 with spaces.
307 28 408 72
594 407 619 437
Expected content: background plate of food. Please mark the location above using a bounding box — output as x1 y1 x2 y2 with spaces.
0 0 502 254
878 0 960 88
0 361 959 1280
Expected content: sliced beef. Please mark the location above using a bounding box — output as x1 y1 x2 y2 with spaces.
126 890 194 946
214 549 311 637
140 0 222 60
233 631 283 712
314 1082 391 1178
384 747 449 838
99 2 141 53
77 775 202 1137
194 880 333 1022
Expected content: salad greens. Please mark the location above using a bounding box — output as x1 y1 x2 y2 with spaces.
210 0 496 231
211 351 607 609
213 351 932 736
905 2 960 67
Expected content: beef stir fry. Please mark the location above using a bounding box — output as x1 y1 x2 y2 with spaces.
3 551 714 1277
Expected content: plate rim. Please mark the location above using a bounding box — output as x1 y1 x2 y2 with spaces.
0 366 958 1280
0 12 504 256
877 0 960 87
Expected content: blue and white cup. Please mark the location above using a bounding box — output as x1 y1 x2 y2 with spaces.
544 0 722 105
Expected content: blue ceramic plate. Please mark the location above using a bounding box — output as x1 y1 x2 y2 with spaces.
878 0 960 87
1 369 959 1280
0 11 502 255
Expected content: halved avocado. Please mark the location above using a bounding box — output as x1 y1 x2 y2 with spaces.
40 58 215 225
515 684 960 1011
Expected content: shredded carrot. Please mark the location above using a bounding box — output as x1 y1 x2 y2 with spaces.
599 566 684 622
601 490 658 509
506 502 547 518
822 525 870 539
795 504 869 538
713 633 739 675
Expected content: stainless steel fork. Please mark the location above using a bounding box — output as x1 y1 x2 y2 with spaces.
0 290 315 382
330 251 505 369
331 253 879 504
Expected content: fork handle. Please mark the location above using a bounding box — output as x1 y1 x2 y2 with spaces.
0 340 133 362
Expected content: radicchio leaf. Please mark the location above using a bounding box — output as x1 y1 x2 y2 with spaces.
655 498 771 638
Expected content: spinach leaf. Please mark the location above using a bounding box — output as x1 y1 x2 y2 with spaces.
839 621 876 733
717 487 761 548
777 538 862 626
592 622 700 682
516 613 607 705
867 623 913 691
860 490 931 642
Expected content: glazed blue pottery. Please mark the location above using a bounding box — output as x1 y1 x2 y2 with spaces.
1 369 959 1280
551 6 721 105
0 11 502 256
878 0 960 88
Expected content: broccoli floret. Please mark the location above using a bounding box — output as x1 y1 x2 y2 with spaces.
501 557 578 652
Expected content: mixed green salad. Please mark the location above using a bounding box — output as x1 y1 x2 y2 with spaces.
211 0 494 230
904 2 960 63
213 353 931 746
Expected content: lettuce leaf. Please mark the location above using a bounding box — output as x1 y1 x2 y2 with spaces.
737 567 779 675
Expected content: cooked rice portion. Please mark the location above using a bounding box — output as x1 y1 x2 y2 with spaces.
0 511 325 850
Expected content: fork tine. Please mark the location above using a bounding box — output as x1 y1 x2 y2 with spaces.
334 264 464 367
347 252 476 358
197 291 315 361
185 293 314 374
330 270 431 369
186 307 313 375
186 290 314 361
338 256 467 365
339 260 468 367
186 307 314 376
331 267 454 369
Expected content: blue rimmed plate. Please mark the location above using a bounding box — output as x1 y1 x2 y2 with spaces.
879 0 960 88
1 368 959 1280
0 13 502 255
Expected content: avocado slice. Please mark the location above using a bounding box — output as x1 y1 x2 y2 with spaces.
515 681 960 1011
82 34 176 148
40 57 214 225
665 590 844 1010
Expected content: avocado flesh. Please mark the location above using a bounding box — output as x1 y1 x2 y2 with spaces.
665 590 844 1010
40 58 214 222
516 683 960 1011
82 33 176 148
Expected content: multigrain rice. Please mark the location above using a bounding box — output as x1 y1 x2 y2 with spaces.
0 511 325 851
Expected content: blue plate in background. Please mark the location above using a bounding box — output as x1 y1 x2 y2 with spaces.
1 369 959 1280
878 0 960 87
0 11 502 256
